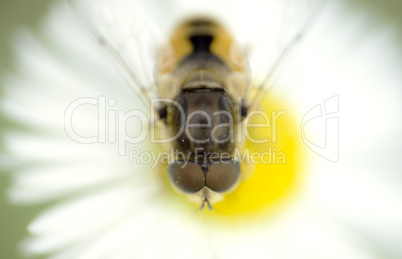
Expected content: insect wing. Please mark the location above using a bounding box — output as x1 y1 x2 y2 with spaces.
234 0 326 109
69 0 326 111
69 0 165 111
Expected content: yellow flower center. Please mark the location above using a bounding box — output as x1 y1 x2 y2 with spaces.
211 93 306 221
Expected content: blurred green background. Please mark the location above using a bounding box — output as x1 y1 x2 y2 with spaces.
0 0 401 258
0 2 53 258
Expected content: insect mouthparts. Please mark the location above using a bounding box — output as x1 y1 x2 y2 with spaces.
200 197 213 211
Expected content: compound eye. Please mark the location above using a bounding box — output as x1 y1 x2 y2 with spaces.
167 161 205 193
205 159 240 193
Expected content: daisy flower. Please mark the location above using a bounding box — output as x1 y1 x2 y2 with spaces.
1 0 402 258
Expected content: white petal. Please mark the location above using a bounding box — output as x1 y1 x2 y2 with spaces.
22 180 159 253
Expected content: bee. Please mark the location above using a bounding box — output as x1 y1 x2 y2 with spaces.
155 20 249 209
70 0 325 210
